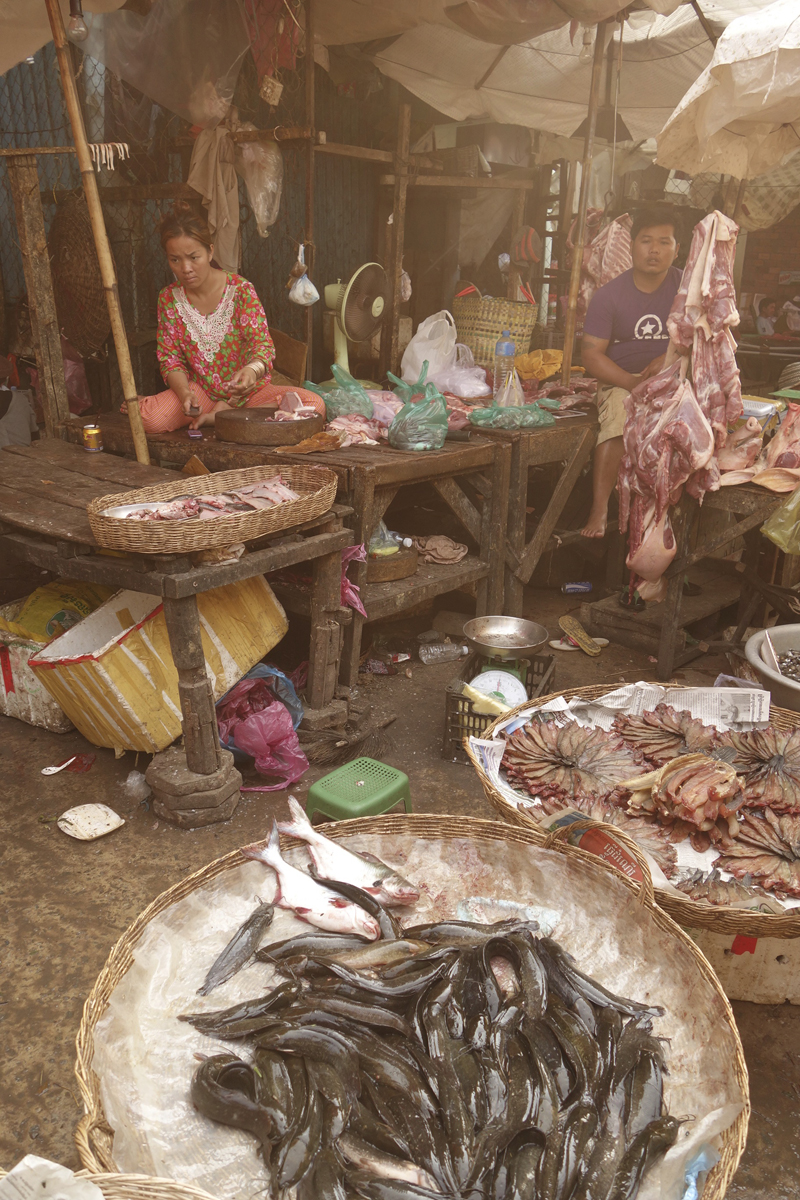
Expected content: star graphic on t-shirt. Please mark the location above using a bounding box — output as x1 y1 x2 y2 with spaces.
639 320 657 337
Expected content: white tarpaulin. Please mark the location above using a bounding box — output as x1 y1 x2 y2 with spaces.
657 0 800 179
365 3 773 144
0 1 124 79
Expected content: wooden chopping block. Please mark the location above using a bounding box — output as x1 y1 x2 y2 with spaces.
216 407 324 445
366 544 418 582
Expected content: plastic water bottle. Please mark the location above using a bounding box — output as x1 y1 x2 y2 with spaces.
418 643 469 665
493 329 516 398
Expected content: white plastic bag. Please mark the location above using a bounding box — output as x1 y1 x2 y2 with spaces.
287 245 319 306
400 309 457 382
496 368 525 407
234 134 282 237
431 342 491 399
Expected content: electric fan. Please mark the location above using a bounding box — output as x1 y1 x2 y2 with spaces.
324 262 390 373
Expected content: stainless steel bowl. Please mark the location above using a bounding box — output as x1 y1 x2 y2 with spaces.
463 616 549 660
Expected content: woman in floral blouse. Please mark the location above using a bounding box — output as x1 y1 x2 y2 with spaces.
131 203 324 433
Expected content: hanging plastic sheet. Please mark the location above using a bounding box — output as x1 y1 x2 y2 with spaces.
78 0 250 127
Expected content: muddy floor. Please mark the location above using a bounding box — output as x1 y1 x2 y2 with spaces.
1 586 798 1196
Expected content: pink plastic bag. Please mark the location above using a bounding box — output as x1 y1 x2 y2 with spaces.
341 544 368 618
217 678 308 790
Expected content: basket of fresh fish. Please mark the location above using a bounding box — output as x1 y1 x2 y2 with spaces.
75 811 748 1200
86 463 337 554
466 682 800 938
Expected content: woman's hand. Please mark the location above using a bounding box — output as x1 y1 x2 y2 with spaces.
225 366 258 398
189 400 229 430
182 392 200 416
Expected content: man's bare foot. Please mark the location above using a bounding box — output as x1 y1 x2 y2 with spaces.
581 509 608 538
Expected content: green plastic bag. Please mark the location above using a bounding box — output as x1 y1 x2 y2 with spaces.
305 365 374 419
388 361 429 405
388 382 448 451
469 400 556 430
762 486 800 554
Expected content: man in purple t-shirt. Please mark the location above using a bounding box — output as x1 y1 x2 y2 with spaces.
580 206 682 538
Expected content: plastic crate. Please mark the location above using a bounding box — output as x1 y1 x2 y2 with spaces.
442 652 555 763
306 758 411 821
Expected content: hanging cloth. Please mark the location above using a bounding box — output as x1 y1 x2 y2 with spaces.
187 126 240 272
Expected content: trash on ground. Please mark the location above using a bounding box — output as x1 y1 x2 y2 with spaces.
57 804 125 841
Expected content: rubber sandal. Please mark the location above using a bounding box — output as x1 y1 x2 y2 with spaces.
558 615 602 656
549 636 609 653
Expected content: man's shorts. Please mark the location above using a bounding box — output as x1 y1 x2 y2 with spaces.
595 383 629 446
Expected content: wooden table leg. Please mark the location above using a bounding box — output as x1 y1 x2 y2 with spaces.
308 547 344 708
504 439 527 617
162 593 221 774
482 441 511 614
340 471 375 689
656 499 699 681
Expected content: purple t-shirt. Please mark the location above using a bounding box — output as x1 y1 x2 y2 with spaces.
583 266 682 374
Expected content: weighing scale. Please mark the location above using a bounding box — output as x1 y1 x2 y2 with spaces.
461 616 549 700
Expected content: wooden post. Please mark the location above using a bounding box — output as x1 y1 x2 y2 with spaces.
7 155 70 436
45 0 150 465
162 594 222 775
732 177 748 222
304 0 315 375
560 21 607 386
507 189 526 301
384 102 412 378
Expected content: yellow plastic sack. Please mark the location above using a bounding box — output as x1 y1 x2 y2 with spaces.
761 485 800 554
0 581 114 643
515 348 563 381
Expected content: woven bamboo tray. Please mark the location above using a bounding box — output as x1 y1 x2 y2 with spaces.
465 682 800 938
74 814 748 1199
453 294 538 367
86 463 337 555
0 1169 216 1200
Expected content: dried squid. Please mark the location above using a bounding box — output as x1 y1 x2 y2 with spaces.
673 868 784 913
623 754 743 848
715 809 800 897
726 728 800 812
612 704 717 766
502 720 643 804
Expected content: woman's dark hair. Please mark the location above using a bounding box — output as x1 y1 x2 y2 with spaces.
159 201 213 252
759 296 777 313
631 205 681 245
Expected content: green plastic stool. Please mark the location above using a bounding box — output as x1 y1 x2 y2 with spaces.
306 758 412 822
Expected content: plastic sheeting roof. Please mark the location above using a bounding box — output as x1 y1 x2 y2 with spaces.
316 2 779 144
0 0 125 79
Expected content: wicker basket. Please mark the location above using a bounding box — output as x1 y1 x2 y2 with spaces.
86 464 337 555
453 295 538 367
465 682 800 938
74 814 748 1199
0 1169 216 1200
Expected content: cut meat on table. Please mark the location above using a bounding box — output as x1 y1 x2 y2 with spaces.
118 478 300 522
326 414 385 447
717 418 763 472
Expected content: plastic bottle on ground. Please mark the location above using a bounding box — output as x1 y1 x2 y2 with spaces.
493 329 515 398
418 643 470 665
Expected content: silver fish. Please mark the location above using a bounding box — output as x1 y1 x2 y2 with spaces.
241 823 381 940
276 796 419 906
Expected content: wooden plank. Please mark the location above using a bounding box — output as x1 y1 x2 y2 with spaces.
313 142 439 168
0 484 95 542
362 556 488 622
1 531 164 593
668 506 775 577
431 476 482 545
163 594 222 774
7 155 69 435
379 174 536 190
309 547 347 708
514 423 596 584
271 327 307 384
483 441 511 614
4 439 176 487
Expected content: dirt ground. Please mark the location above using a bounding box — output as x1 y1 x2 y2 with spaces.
2 585 799 1196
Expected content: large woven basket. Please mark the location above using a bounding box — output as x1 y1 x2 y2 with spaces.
86 463 337 554
453 294 538 367
0 1169 216 1200
74 814 748 1199
465 682 800 938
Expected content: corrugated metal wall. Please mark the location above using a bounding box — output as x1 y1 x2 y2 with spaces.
1 44 383 388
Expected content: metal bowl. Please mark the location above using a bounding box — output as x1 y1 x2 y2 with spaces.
463 615 549 660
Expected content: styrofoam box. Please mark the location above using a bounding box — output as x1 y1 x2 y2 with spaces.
687 926 800 1005
0 598 74 733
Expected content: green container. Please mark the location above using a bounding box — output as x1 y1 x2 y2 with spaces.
306 757 412 822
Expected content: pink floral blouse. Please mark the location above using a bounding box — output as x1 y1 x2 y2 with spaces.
156 274 276 406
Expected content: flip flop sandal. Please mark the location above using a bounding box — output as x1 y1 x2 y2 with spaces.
558 615 602 656
549 636 610 653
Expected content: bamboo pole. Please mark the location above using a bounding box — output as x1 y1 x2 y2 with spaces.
381 102 412 379
45 0 150 464
304 0 315 375
560 21 607 387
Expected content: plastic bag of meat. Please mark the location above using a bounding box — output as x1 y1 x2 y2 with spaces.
388 382 449 451
216 675 308 790
761 485 800 554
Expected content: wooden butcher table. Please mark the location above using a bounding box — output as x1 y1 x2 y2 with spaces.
471 410 599 615
0 440 353 818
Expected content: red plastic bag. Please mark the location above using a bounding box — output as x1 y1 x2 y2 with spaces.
217 678 307 790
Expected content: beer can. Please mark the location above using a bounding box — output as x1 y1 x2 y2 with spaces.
82 423 103 452
561 581 592 594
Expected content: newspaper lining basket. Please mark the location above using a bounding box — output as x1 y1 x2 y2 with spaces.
453 295 538 367
465 682 800 938
0 1170 216 1200
86 463 337 554
74 813 748 1200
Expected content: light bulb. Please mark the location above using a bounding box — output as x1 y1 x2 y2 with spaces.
579 28 594 63
68 14 89 40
